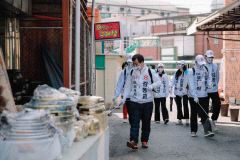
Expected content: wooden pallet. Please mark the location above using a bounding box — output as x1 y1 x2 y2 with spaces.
0 47 16 112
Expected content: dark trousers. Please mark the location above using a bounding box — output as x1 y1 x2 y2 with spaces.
189 97 209 132
208 92 221 121
170 97 173 111
174 95 189 120
127 101 153 143
154 98 169 121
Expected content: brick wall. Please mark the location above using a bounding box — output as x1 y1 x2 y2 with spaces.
136 47 161 60
151 24 175 34
223 0 240 100
223 31 240 100
195 31 223 59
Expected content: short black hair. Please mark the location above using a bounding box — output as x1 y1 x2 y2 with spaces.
132 54 144 63
121 61 128 70
151 65 155 69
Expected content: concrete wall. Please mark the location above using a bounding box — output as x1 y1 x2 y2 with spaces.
104 55 125 106
96 54 125 107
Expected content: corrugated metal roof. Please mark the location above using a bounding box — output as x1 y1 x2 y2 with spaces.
88 0 177 11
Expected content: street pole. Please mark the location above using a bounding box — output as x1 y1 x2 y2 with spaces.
125 0 128 55
75 0 80 91
90 0 95 95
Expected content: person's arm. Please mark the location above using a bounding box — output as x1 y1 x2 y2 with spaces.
165 74 169 97
122 72 132 103
170 73 176 90
149 70 161 89
183 70 188 90
113 70 125 101
187 69 197 99
216 64 220 84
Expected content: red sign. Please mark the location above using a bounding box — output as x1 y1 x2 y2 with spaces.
144 75 148 80
94 22 121 40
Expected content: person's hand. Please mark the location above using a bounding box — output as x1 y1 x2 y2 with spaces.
208 83 213 89
194 97 199 103
112 97 117 103
119 99 125 106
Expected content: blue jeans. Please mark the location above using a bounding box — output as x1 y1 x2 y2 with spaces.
127 101 153 143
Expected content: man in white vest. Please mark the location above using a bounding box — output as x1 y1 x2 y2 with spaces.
205 50 221 131
121 54 161 149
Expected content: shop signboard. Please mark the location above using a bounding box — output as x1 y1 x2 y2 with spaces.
94 22 121 40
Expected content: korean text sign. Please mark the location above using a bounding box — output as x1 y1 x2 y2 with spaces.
94 22 121 40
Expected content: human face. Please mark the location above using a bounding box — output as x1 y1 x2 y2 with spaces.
177 63 181 69
158 66 164 73
206 57 213 64
133 59 143 71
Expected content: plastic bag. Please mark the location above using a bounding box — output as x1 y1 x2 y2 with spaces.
33 85 68 101
78 96 104 105
74 120 88 142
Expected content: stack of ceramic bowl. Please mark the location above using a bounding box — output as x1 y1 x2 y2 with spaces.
0 109 55 140
24 85 77 148
0 109 61 160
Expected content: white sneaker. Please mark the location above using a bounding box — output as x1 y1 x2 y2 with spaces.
211 120 218 132
191 132 197 137
123 119 128 123
176 120 183 125
204 131 214 137
186 119 189 126
155 121 160 123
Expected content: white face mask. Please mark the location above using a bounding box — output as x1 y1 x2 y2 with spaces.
206 57 213 64
177 64 181 69
158 68 164 73
134 65 141 71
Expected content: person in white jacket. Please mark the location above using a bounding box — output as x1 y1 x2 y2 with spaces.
170 60 189 125
113 53 134 122
188 55 214 137
120 54 161 149
205 50 221 131
154 63 169 124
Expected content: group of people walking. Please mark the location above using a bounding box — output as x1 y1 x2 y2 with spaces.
113 50 221 149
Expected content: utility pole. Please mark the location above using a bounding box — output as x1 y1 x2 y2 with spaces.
90 0 95 95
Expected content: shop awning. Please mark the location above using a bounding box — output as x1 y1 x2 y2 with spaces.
187 0 240 35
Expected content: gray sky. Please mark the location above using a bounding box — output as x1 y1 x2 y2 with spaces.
171 0 212 14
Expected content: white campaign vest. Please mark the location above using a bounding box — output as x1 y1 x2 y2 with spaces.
154 73 169 98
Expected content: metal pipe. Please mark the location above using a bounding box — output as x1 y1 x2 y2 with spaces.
20 27 62 29
84 22 87 95
75 0 81 92
90 0 96 95
69 0 73 88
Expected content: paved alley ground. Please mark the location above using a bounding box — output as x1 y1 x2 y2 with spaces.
109 98 240 160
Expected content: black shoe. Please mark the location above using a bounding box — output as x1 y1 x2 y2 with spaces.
127 141 138 149
164 119 169 125
204 131 215 137
142 142 148 148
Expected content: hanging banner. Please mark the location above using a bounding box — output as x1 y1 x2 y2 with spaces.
94 22 121 40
